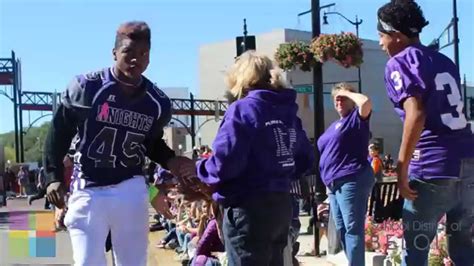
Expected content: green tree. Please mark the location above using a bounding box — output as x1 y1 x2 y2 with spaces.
0 121 51 164
4 145 16 163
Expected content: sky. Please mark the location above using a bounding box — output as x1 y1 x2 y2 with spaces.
0 0 473 134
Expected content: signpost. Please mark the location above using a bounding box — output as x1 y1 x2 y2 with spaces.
295 85 314 94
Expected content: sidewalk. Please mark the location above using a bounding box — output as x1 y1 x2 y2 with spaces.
296 215 340 266
296 215 380 266
1 198 382 266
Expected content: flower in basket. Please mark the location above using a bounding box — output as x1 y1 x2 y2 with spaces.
311 32 364 68
274 41 316 72
310 33 337 63
365 216 385 251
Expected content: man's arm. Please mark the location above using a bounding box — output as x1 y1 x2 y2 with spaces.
337 90 372 119
398 96 426 176
146 130 176 169
43 75 90 208
144 90 176 168
397 96 425 200
42 104 78 186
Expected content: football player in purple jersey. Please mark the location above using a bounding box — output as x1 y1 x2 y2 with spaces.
377 1 474 265
42 21 195 266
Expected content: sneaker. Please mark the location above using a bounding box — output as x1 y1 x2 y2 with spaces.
181 259 191 266
149 223 165 232
174 253 189 261
54 225 67 232
306 225 313 235
155 240 167 249
166 241 178 249
27 196 33 206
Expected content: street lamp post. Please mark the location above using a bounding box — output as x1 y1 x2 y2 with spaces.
452 0 459 72
298 0 335 256
323 11 363 92
427 0 462 113
242 19 248 52
304 0 335 201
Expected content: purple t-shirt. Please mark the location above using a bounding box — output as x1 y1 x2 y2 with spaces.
317 108 371 186
384 44 473 179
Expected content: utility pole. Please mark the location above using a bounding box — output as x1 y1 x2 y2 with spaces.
190 93 196 155
12 51 20 163
311 0 334 256
463 74 467 116
453 0 460 73
310 0 335 205
242 19 247 52
355 15 362 93
17 59 24 163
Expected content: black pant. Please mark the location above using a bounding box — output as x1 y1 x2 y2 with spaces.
44 198 51 209
1 191 6 207
222 192 292 266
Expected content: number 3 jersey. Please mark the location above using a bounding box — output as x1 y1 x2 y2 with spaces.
55 68 173 189
384 43 473 179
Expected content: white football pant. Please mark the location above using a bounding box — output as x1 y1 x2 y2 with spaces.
64 176 149 266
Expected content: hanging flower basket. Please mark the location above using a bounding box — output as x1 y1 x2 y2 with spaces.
311 32 363 68
274 41 316 72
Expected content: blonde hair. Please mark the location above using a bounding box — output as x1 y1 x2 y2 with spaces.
225 50 287 99
331 82 356 98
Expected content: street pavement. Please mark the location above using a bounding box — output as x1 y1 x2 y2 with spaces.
0 198 336 266
0 198 179 266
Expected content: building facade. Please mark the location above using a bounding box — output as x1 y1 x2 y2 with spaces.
160 87 192 152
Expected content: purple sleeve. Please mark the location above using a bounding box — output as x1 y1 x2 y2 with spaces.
194 220 223 257
197 104 255 185
385 49 430 105
154 167 175 185
348 107 370 129
293 118 315 178
61 71 104 110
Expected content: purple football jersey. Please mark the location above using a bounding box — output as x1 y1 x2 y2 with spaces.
384 44 473 179
65 68 172 189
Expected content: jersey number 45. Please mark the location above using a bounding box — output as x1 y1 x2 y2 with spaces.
87 127 146 168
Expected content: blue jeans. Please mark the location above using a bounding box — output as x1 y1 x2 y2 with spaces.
328 166 375 266
163 227 177 244
402 159 474 266
177 229 192 253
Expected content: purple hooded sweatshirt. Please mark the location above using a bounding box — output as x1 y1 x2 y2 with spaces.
196 89 314 206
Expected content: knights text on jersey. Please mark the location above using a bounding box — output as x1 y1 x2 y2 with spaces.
384 44 473 178
63 68 172 188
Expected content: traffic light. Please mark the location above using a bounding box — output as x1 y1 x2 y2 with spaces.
235 36 256 57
